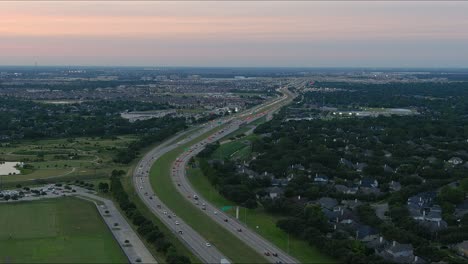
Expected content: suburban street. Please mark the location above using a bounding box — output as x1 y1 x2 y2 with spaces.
133 87 298 264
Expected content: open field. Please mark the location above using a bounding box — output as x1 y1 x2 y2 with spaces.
0 197 127 263
150 126 267 263
0 136 136 183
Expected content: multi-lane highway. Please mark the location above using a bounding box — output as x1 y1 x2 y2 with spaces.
133 87 297 263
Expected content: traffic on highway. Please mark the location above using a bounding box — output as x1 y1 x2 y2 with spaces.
133 87 298 264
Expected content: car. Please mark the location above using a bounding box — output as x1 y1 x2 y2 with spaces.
237 228 242 232
149 196 153 200
177 183 181 186
172 213 176 217
264 252 270 256
202 203 206 206
272 253 278 257
168 215 172 219
202 206 206 210
214 211 218 215
205 243 211 247
144 192 148 196
175 221 180 225
157 204 162 209
178 230 183 235
163 211 167 215
224 219 228 222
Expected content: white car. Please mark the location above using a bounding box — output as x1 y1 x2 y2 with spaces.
175 221 180 225
205 243 211 247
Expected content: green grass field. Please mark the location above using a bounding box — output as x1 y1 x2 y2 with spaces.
150 126 267 263
0 136 136 183
0 198 127 263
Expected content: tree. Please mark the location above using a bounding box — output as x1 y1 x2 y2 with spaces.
98 182 109 193
439 186 464 204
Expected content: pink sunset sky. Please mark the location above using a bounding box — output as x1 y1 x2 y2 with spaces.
1 1 468 67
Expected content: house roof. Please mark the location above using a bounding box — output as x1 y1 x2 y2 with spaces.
388 242 413 253
361 178 377 188
355 225 377 239
317 197 338 210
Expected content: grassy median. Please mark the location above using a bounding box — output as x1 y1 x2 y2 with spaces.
150 126 267 263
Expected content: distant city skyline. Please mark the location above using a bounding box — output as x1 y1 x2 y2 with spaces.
1 1 468 67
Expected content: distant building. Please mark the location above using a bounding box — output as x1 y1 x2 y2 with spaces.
448 157 464 165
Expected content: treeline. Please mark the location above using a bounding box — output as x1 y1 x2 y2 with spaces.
0 97 179 140
276 204 384 263
109 170 191 264
114 118 187 164
198 159 269 209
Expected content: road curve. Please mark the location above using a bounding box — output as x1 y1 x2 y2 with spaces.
134 127 229 264
171 88 299 264
133 88 297 264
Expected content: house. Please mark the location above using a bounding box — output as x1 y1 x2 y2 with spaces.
339 158 355 169
355 162 368 172
316 197 338 210
389 181 402 192
448 157 463 165
385 241 414 258
335 185 358 194
383 164 395 174
267 187 284 199
366 236 388 252
407 192 436 210
291 164 305 171
236 164 259 179
313 174 329 184
341 199 363 210
360 178 378 188
355 225 378 242
420 220 448 232
271 178 289 187
456 241 468 257
425 205 442 222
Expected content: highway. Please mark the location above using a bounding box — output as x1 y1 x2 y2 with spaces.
133 87 298 264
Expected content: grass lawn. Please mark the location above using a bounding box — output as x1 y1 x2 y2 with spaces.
187 166 334 263
0 136 136 184
0 197 127 263
150 126 267 263
211 141 250 161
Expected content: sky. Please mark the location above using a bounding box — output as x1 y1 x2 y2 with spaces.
1 1 468 68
